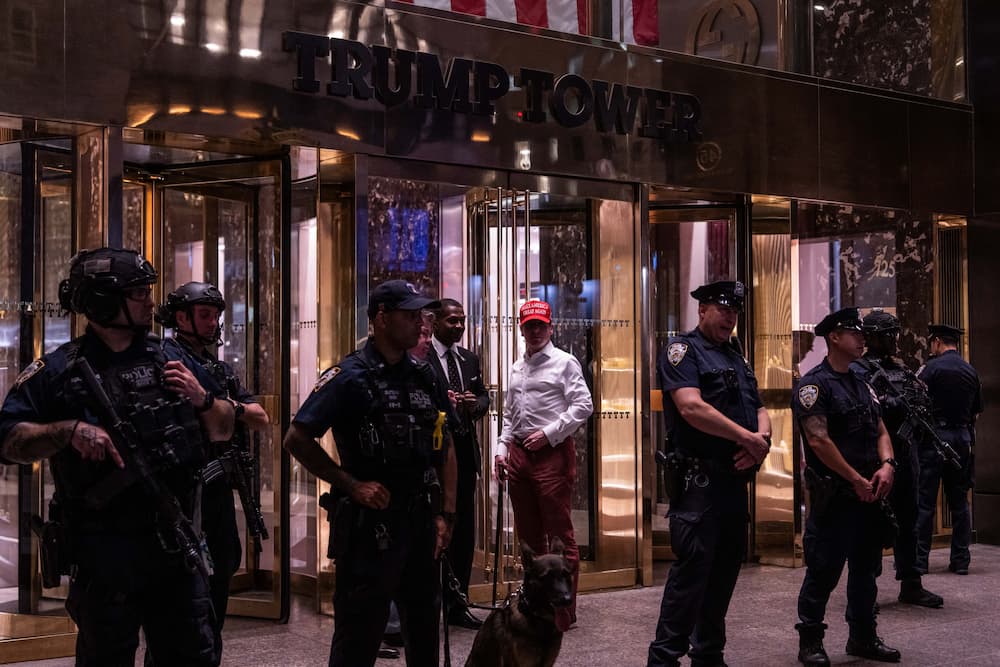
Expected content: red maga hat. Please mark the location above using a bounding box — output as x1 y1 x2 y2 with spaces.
519 299 552 324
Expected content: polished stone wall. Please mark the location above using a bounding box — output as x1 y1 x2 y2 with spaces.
367 177 441 296
796 203 934 369
814 0 933 96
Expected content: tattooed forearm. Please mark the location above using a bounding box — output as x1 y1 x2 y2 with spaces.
1 420 76 464
801 415 829 442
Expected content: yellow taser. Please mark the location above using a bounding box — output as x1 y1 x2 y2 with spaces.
432 411 446 451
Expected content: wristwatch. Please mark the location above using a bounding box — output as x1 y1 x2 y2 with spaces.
882 457 899 470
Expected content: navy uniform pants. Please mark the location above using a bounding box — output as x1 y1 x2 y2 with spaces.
797 495 882 640
66 532 216 667
647 478 748 667
916 430 972 571
888 444 921 582
202 479 243 663
329 505 440 667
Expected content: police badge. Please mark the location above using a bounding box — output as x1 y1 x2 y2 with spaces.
798 384 819 409
667 342 688 366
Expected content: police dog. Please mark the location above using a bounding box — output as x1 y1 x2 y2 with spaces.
464 538 573 667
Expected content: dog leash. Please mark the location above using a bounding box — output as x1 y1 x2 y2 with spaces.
441 555 518 612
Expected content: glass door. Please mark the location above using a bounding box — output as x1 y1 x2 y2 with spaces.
125 156 290 620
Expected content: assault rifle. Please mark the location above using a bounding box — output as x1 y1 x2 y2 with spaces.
202 425 269 554
72 357 213 581
857 358 962 470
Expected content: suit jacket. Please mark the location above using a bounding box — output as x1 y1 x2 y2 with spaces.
427 342 489 475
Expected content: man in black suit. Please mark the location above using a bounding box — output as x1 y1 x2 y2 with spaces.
428 298 490 629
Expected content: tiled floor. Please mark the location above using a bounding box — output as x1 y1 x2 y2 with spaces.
11 544 1000 666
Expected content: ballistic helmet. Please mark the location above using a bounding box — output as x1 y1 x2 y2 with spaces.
58 248 157 325
862 309 900 335
158 281 226 345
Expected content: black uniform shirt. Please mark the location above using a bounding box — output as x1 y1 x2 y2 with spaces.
0 330 221 523
918 350 983 427
166 337 258 405
294 339 456 486
795 358 882 478
658 328 762 464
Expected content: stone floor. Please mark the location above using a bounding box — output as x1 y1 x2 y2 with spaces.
11 544 1000 666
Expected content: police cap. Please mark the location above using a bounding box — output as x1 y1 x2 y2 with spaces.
367 280 441 317
928 323 964 341
862 309 900 335
815 307 863 337
690 280 745 310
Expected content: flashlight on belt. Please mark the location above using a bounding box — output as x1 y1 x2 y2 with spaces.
433 411 446 451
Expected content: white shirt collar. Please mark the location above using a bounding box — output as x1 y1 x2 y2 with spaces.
525 340 554 361
432 335 453 359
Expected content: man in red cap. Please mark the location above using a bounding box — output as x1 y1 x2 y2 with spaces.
494 299 593 631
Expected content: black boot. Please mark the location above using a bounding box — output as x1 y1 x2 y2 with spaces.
796 624 830 666
846 636 901 663
898 578 944 608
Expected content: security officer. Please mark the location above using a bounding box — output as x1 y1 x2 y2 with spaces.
851 310 943 608
155 282 271 665
915 324 983 575
647 280 771 667
0 248 234 666
794 308 900 665
282 280 458 667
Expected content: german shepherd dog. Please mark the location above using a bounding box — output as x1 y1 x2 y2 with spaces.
464 538 573 667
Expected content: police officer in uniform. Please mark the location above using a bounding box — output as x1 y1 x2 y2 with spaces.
851 310 943 608
0 248 234 666
916 324 983 575
156 282 270 664
282 280 458 667
794 308 900 665
647 280 771 667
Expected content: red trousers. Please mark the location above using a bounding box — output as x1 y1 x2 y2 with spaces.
506 436 580 631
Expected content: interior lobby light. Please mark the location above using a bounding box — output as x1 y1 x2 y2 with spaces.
234 108 263 119
329 30 345 39
336 126 361 141
204 42 222 53
813 4 825 10
199 107 225 115
168 105 191 115
471 131 491 142
170 14 185 27
239 48 262 59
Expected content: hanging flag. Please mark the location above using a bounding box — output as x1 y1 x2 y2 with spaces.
396 0 657 46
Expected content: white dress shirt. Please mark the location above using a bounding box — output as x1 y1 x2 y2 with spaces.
431 335 464 388
497 341 594 457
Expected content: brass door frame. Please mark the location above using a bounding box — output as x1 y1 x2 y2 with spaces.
141 156 291 621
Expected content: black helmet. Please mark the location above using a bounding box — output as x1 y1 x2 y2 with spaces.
158 281 226 345
861 309 900 335
58 248 157 325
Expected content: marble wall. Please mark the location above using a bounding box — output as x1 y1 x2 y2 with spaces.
813 0 933 96
796 203 934 369
367 177 441 297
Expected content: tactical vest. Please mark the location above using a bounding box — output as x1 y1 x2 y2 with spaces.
354 350 444 483
55 336 207 525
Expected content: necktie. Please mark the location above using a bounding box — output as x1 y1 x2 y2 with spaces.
445 349 463 393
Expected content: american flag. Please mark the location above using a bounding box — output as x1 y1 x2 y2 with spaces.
395 0 659 46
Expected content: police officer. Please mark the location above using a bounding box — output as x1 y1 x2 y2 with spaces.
647 280 771 667
916 324 983 575
794 308 900 665
0 248 234 666
851 310 943 608
156 282 271 664
282 280 458 667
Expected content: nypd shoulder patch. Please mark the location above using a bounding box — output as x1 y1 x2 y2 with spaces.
13 359 44 389
313 366 341 392
798 384 819 409
667 342 689 366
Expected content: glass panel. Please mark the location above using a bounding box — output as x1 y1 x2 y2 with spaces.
749 198 797 566
648 207 736 552
0 142 23 609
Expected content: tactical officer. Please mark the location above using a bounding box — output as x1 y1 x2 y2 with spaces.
916 324 983 575
851 310 943 608
283 280 458 667
0 248 234 666
794 308 900 665
646 280 771 667
156 282 271 664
